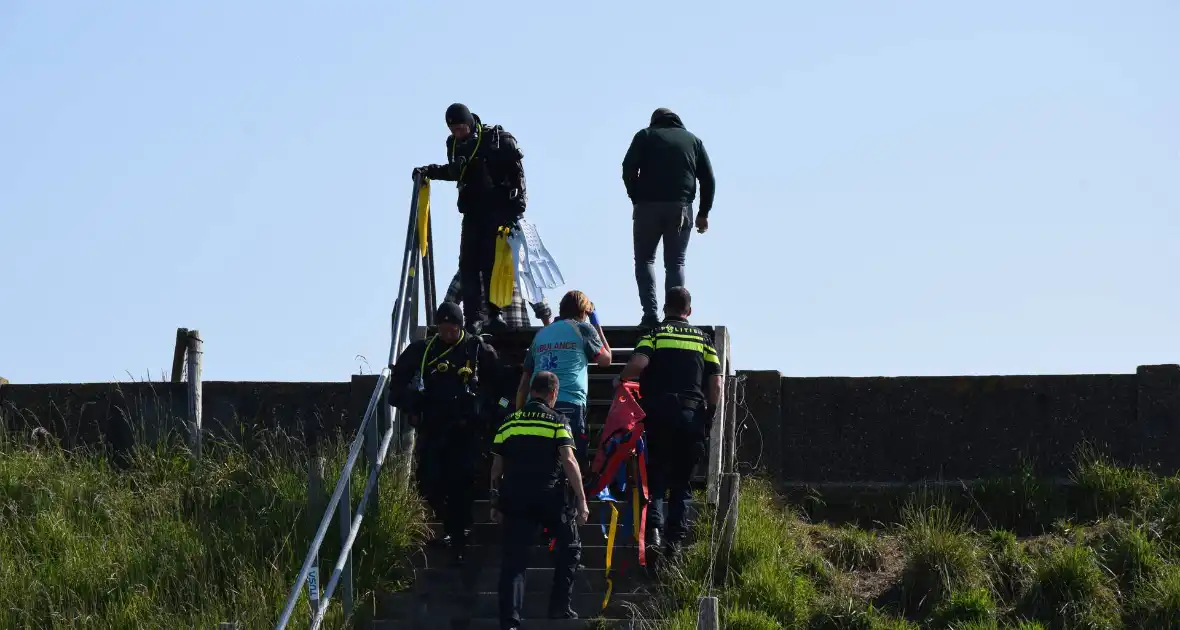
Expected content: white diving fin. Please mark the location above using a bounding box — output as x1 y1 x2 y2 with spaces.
508 218 564 304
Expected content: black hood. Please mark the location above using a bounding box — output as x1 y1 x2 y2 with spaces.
649 108 684 129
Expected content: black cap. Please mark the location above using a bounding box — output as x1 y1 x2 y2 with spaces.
437 301 463 325
445 103 475 128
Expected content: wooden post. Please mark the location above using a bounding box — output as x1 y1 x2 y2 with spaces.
171 328 189 382
706 326 730 505
713 472 741 587
185 330 203 459
306 456 326 623
721 330 735 474
696 596 720 630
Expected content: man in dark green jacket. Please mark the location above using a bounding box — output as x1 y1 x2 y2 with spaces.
621 108 716 329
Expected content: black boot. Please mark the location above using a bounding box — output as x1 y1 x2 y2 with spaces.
548 607 578 620
647 527 663 550
486 308 508 333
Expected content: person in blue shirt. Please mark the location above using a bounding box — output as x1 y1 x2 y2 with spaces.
516 290 612 464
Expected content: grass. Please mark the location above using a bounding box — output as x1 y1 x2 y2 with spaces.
0 423 425 629
643 448 1180 629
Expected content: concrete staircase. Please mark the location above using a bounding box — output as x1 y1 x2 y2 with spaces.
367 325 716 629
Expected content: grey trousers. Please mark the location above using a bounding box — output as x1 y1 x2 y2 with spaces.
633 201 693 321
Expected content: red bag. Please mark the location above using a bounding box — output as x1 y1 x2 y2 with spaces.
586 381 646 497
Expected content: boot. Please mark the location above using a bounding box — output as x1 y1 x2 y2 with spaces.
647 527 663 550
548 607 578 620
486 308 508 333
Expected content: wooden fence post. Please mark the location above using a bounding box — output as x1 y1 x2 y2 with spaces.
171 328 189 382
696 596 719 629
706 326 731 505
185 330 203 459
713 472 741 587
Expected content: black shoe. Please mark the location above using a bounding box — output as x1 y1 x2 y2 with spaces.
647 527 663 549
427 534 452 548
638 315 660 331
548 608 578 620
486 312 508 333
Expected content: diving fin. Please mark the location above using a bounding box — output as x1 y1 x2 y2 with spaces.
489 227 515 308
508 226 543 304
512 219 564 296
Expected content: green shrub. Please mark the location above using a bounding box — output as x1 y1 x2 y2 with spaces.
929 587 996 628
1017 544 1120 630
1072 446 1159 520
982 528 1031 604
1087 518 1161 591
806 600 917 630
726 606 786 630
1125 563 1180 629
731 560 815 629
817 525 886 572
897 496 986 617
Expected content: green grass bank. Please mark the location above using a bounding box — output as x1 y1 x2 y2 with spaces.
648 450 1180 629
0 427 424 629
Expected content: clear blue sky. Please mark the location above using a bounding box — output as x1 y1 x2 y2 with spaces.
1 1 1177 384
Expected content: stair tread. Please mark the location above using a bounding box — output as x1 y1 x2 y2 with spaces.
375 590 651 620
415 544 646 570
411 566 654 594
369 618 637 629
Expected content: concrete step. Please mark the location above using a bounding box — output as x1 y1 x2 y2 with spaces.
369 618 638 629
375 590 650 620
424 523 643 546
414 544 645 571
412 566 653 594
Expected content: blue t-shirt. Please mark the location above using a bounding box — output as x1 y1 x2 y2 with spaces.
523 319 605 407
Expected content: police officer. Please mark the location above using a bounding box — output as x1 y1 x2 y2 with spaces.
489 371 590 629
618 286 722 559
388 301 503 564
413 103 528 335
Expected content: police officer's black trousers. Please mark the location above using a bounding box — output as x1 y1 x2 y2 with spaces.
498 493 582 629
645 406 708 544
458 214 501 330
415 426 479 545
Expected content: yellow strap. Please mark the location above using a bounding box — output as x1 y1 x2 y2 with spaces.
419 331 465 377
416 179 431 258
632 482 642 545
448 127 483 184
602 503 618 611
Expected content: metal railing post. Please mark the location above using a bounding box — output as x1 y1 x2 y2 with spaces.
276 175 433 630
336 469 354 619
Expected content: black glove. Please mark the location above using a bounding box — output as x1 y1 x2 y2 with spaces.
411 166 426 180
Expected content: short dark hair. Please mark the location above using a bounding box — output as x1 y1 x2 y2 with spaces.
530 371 559 397
664 286 691 315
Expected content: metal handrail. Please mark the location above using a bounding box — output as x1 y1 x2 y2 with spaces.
276 173 434 629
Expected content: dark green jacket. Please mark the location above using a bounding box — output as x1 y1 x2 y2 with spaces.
621 109 716 215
